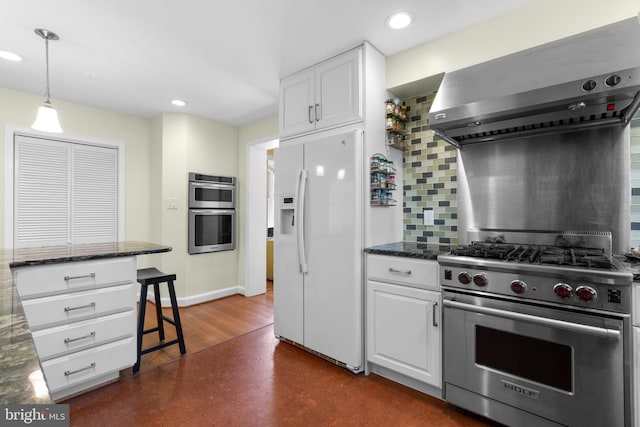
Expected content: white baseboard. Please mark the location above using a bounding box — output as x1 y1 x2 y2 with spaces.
142 285 247 307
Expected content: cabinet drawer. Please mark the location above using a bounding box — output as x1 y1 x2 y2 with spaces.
32 310 136 360
367 254 439 290
21 283 136 329
14 256 136 298
41 337 135 393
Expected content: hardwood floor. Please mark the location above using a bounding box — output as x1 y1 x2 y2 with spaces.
121 280 274 377
66 280 495 426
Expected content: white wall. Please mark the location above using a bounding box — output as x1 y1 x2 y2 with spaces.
0 87 152 252
387 0 640 89
149 113 240 302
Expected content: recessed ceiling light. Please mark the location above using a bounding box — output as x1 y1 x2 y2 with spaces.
386 12 414 30
0 50 23 62
171 99 187 107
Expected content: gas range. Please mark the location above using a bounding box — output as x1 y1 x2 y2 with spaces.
439 239 633 314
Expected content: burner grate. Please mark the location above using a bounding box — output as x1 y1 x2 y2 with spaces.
451 241 613 270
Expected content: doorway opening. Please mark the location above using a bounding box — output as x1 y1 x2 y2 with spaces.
244 137 279 297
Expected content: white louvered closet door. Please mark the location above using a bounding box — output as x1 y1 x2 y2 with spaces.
71 144 118 244
14 135 118 248
15 136 71 247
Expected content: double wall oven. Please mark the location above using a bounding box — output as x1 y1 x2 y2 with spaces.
188 173 236 254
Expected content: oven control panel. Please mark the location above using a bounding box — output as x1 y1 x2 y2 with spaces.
439 264 631 314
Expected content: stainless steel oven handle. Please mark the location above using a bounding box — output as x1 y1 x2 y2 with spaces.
443 299 620 341
190 182 233 189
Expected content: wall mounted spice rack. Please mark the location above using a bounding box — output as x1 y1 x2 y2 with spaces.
370 154 397 206
385 99 408 150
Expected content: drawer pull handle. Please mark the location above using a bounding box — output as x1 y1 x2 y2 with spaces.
388 267 412 275
64 273 96 281
64 362 95 376
64 331 96 344
64 302 96 312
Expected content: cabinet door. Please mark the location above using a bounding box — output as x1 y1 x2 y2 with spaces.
315 48 362 131
635 326 640 427
279 69 315 138
367 280 441 388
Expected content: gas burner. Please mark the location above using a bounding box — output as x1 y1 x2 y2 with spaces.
537 247 612 269
451 241 614 270
451 242 515 259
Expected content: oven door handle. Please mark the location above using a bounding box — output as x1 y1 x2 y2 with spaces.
443 299 620 341
190 182 233 189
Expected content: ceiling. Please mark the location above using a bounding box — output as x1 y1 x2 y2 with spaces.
0 0 533 126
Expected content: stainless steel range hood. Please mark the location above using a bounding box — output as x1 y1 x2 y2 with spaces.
428 15 640 148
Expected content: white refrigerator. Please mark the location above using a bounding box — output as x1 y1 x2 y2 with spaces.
274 129 363 372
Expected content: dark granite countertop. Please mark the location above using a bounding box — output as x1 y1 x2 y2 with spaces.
0 241 171 404
365 242 454 260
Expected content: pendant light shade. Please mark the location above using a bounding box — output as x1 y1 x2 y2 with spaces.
31 28 63 133
32 101 63 133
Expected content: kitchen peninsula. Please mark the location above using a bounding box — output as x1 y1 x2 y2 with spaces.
0 241 171 404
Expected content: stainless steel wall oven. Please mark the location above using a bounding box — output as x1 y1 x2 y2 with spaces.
188 173 236 254
188 172 235 209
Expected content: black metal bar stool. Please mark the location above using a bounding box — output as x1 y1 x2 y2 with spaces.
133 267 186 373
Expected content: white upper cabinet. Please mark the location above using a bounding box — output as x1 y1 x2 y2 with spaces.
279 47 362 139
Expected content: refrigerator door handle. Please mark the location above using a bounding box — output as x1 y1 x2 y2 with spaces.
296 169 309 273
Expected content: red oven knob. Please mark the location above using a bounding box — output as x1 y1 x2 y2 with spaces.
575 286 597 302
554 283 573 299
473 273 488 287
458 272 472 285
510 280 527 294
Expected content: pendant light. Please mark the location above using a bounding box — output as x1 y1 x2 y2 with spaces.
31 28 63 133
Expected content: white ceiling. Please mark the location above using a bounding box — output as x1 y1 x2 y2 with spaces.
0 0 532 126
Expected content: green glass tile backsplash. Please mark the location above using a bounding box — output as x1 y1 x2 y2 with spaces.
630 110 640 248
402 93 458 245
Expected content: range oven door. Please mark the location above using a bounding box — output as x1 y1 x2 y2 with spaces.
443 289 626 427
188 209 235 254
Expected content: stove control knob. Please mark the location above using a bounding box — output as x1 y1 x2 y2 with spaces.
605 74 621 87
458 272 472 285
510 280 527 294
576 286 597 302
554 283 573 299
473 273 488 287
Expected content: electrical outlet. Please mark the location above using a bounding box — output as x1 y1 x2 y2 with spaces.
423 208 434 226
167 197 178 210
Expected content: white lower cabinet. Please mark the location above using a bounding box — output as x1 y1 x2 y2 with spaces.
634 280 640 427
634 326 639 427
13 256 137 401
365 254 441 397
